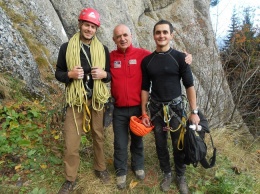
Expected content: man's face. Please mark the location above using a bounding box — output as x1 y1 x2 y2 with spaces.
113 25 132 52
153 24 173 48
79 21 97 43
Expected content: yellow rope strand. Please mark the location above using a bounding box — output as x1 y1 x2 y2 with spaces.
90 36 110 111
65 32 88 134
65 32 88 111
176 117 186 150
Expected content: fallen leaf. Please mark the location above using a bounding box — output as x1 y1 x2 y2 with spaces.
23 170 31 174
107 158 113 165
40 164 47 169
129 179 138 189
15 164 22 171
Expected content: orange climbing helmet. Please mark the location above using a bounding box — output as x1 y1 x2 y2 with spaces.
130 116 154 137
78 8 101 27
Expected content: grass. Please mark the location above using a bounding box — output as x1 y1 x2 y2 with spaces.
0 104 259 194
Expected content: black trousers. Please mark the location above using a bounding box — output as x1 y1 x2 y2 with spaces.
113 106 144 176
149 101 186 176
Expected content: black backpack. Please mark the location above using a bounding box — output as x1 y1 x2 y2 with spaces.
184 110 216 168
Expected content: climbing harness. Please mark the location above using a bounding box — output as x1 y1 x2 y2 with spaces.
148 95 188 150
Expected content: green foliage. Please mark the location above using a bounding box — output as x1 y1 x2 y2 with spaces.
0 100 63 193
28 187 47 194
204 157 256 194
0 102 43 155
223 8 241 50
184 156 256 194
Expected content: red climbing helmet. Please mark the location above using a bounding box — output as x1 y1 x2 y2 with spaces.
78 8 101 27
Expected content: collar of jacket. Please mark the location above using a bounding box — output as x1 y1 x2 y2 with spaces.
116 44 133 54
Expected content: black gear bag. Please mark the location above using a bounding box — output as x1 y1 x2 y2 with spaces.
184 110 216 168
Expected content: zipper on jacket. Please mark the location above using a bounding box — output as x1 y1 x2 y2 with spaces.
124 52 129 107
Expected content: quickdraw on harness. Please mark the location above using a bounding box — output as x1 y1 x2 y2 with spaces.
149 95 188 151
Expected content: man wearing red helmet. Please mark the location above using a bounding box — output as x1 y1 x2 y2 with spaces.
55 8 111 194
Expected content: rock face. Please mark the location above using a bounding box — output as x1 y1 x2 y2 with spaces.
0 0 241 128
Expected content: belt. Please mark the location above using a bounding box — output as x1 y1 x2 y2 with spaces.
150 96 182 106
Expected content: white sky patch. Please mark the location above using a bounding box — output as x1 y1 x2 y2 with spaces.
210 0 260 46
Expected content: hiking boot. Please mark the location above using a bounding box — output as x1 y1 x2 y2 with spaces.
135 169 145 180
95 169 110 184
160 172 173 192
58 180 76 194
116 175 126 189
176 175 189 194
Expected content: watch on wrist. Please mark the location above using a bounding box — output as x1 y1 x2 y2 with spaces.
191 108 198 114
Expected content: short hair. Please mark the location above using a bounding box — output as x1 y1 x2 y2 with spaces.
153 19 174 35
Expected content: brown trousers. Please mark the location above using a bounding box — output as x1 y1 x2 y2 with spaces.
63 105 106 182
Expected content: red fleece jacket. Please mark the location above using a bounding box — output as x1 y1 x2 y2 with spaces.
110 44 151 107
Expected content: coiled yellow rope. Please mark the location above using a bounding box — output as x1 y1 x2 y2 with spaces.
65 32 110 134
89 36 110 111
65 32 87 112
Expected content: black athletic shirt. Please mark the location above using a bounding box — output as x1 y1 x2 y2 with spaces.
141 48 194 102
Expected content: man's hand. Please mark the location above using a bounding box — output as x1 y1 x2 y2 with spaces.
184 51 192 65
91 66 107 80
189 113 200 130
142 117 151 127
68 66 84 79
142 113 152 127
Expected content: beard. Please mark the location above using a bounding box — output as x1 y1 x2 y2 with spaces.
81 34 94 42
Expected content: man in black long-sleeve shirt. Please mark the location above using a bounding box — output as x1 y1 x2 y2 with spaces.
141 20 200 194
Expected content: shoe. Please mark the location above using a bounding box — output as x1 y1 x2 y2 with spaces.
116 175 126 189
135 169 145 180
176 175 189 194
95 169 110 184
58 180 76 194
160 172 173 192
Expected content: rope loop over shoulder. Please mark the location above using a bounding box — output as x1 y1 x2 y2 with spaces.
90 36 110 111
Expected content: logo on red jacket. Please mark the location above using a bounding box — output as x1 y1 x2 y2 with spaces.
114 61 121 68
129 59 137 65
